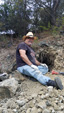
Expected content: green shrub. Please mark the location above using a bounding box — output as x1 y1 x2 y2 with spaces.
38 25 51 32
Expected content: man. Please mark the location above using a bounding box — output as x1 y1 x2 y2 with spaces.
16 32 63 90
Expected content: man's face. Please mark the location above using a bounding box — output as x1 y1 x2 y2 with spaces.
25 37 34 46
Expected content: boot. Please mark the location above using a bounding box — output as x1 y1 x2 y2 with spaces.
46 77 63 90
54 77 63 90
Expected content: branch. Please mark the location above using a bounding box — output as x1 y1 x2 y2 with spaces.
38 3 53 18
53 0 61 11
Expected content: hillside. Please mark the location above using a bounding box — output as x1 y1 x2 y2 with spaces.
0 32 64 113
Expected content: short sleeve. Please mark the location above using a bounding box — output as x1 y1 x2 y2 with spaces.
17 43 27 51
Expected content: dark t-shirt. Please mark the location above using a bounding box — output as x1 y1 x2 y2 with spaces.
16 42 36 68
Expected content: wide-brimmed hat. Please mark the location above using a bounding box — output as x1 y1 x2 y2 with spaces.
23 32 37 41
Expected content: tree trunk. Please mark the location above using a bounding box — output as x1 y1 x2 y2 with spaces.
51 0 61 25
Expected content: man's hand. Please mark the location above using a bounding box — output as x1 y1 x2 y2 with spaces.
31 64 38 70
31 64 42 74
40 63 48 68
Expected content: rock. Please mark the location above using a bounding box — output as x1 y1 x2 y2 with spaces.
11 60 17 71
58 104 64 110
39 41 49 47
7 109 14 113
28 100 35 108
31 107 38 113
26 108 31 113
6 99 19 109
40 93 49 99
12 109 18 113
53 103 59 111
38 91 44 95
16 99 28 107
53 90 59 97
38 108 42 113
43 109 50 113
2 108 8 113
36 101 46 109
49 107 55 113
21 111 25 113
0 73 9 81
0 108 3 113
31 93 37 98
0 78 18 96
0 87 11 100
9 70 25 82
46 100 51 106
47 86 53 92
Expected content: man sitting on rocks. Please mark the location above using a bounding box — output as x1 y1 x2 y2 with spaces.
16 32 63 90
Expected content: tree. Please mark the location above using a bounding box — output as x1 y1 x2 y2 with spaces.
0 0 31 36
0 0 64 34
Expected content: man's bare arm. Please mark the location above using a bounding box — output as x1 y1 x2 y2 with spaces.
35 58 40 66
19 49 32 66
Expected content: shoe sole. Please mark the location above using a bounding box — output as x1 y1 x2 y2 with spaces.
55 77 63 90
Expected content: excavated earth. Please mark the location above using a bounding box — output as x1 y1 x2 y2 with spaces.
0 34 64 113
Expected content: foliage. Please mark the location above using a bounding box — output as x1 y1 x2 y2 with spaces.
52 16 64 35
0 0 31 36
0 35 8 43
0 0 64 36
62 16 64 25
52 26 59 35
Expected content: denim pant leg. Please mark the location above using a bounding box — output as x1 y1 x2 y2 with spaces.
38 65 48 75
17 65 51 85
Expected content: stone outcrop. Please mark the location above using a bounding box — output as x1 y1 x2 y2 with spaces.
0 77 64 113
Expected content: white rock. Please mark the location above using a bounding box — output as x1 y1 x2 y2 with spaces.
31 107 38 113
43 109 50 113
41 93 49 99
31 93 37 98
26 108 31 113
36 101 46 109
0 108 3 113
12 109 18 113
0 78 18 96
47 86 53 92
16 99 27 106
38 108 42 113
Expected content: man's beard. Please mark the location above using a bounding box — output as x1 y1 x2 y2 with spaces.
28 41 32 46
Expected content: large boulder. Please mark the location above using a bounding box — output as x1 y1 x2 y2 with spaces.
0 78 18 98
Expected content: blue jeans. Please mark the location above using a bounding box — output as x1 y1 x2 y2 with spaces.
17 65 51 85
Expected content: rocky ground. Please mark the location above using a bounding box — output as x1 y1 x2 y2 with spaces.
0 33 64 113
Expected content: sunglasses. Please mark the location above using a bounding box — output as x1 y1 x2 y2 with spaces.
27 37 34 40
